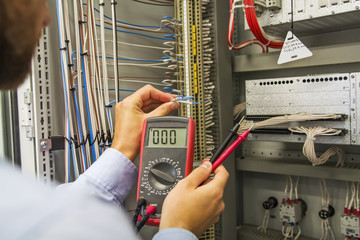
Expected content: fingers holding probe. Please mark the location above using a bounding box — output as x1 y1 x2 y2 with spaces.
160 160 229 237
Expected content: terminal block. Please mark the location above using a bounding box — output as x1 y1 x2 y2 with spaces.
266 0 281 11
341 215 360 238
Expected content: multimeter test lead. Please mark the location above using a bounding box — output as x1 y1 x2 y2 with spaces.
132 198 147 226
210 118 254 172
136 205 157 232
209 116 245 165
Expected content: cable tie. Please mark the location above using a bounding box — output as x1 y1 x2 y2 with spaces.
60 47 67 51
64 136 73 144
99 2 105 6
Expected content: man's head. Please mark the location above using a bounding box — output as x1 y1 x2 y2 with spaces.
0 0 50 90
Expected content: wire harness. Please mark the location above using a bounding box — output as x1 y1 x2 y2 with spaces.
319 179 335 240
288 127 344 167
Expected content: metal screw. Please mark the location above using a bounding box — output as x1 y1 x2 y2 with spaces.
331 11 335 14
309 15 312 19
351 75 355 79
310 4 313 7
40 141 48 149
352 108 355 111
356 6 359 10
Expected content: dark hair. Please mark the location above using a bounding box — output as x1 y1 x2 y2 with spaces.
0 0 39 90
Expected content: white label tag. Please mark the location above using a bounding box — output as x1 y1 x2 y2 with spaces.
277 31 313 65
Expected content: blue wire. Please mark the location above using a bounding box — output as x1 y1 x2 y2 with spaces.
97 24 175 41
99 55 164 63
72 90 87 171
71 51 76 69
56 0 73 181
73 84 136 93
107 99 124 106
106 108 113 132
79 31 97 163
108 89 136 92
93 7 169 29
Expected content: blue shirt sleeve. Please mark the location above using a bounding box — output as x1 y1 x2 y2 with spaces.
59 148 138 206
153 228 198 240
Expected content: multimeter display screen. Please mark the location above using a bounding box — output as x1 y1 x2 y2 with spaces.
148 128 187 147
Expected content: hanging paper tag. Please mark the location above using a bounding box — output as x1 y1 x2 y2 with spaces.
277 31 313 65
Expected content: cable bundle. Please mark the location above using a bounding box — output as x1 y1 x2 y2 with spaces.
227 0 265 52
319 179 335 240
56 0 178 181
244 0 284 49
344 182 360 217
281 176 301 240
288 127 344 167
233 102 246 119
227 0 284 51
257 209 270 233
238 112 342 133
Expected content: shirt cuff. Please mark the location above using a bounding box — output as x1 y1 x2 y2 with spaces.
76 148 138 205
153 228 198 240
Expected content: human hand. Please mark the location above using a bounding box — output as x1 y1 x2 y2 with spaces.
159 161 229 237
111 85 179 161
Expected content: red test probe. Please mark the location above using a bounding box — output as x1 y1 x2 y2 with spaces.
212 127 252 171
209 117 253 172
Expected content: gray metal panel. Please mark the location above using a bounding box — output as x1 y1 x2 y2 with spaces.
244 73 359 145
233 42 360 72
237 157 360 182
213 0 237 239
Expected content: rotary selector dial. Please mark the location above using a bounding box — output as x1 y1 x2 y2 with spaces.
150 162 176 190
140 157 183 195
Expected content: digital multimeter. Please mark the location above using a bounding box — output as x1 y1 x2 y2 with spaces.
136 116 195 225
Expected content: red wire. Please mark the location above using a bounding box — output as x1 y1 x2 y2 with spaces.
227 0 265 53
244 0 284 49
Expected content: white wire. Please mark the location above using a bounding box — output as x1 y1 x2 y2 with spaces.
257 209 269 233
294 225 301 240
284 177 289 201
288 126 344 166
58 0 80 179
289 176 293 201
100 39 175 51
73 0 91 168
348 183 356 213
294 177 299 201
239 113 342 132
345 181 349 209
